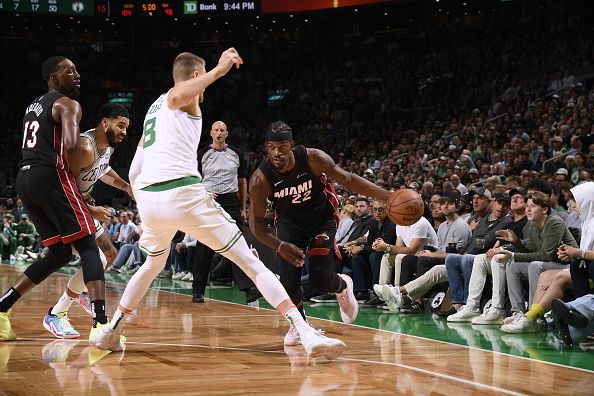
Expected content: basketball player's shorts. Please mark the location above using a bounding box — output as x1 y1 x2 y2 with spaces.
133 178 242 258
275 217 338 258
17 165 96 247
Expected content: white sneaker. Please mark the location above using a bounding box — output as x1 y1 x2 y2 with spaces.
503 311 524 325
381 284 403 313
284 323 325 346
89 323 126 352
172 271 186 280
447 305 481 322
373 284 385 301
336 274 359 324
181 272 193 281
500 315 542 333
284 326 301 346
472 307 507 325
300 330 346 360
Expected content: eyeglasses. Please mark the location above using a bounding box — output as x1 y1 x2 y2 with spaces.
372 207 386 212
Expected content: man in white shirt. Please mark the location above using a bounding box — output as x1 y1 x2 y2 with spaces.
116 211 137 246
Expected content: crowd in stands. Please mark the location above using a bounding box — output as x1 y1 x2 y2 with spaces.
1 0 594 350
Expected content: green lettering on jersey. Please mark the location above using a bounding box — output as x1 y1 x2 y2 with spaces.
143 117 156 148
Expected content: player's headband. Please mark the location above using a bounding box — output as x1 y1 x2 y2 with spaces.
265 127 293 142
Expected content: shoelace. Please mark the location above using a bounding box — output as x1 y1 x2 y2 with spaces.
57 316 75 332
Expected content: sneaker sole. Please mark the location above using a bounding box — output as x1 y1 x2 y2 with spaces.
338 274 359 323
307 340 346 360
472 317 505 325
500 326 541 334
471 320 504 325
43 319 80 339
446 316 478 323
91 335 126 352
283 338 301 346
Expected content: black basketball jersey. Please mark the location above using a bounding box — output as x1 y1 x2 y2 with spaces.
20 92 69 170
258 145 339 226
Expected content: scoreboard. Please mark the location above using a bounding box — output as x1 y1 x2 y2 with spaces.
0 0 260 16
0 0 94 15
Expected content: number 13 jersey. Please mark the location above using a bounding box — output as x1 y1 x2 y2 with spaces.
20 92 69 170
258 145 339 226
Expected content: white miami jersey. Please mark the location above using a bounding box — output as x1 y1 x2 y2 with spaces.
133 91 203 189
77 129 113 196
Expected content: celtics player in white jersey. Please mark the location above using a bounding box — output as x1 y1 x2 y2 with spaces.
92 50 347 360
43 103 131 339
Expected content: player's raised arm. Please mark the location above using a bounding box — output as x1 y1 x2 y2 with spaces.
53 97 83 176
307 148 390 202
167 48 243 110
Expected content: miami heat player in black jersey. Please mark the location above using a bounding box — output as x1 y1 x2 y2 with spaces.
250 121 391 343
258 145 337 227
0 57 109 343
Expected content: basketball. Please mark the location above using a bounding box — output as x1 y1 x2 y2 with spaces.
386 189 424 226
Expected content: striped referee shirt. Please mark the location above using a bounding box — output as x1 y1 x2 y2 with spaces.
197 144 246 194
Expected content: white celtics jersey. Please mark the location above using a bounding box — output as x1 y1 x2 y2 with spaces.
77 129 113 195
133 91 203 189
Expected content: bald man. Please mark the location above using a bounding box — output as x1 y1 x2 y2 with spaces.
192 121 259 303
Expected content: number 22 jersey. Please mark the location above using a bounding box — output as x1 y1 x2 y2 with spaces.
258 145 339 226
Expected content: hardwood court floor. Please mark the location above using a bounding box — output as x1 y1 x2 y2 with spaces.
0 263 593 395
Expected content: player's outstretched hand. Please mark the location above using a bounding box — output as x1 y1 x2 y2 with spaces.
216 47 243 76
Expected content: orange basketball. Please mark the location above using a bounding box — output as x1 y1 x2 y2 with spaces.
386 189 424 226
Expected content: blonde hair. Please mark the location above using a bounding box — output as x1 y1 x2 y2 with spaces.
172 52 205 82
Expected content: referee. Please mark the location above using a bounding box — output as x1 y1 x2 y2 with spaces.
191 121 261 303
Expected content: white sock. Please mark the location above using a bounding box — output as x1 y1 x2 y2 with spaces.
109 308 126 330
51 292 75 315
284 308 313 335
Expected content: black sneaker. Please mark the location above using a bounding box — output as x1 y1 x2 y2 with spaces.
360 296 382 308
244 286 262 304
192 290 204 303
400 301 423 314
354 291 370 302
436 306 457 318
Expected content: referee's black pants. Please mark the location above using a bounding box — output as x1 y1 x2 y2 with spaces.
191 192 254 295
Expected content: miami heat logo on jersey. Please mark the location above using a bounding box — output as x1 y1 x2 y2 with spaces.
273 180 313 204
259 145 337 225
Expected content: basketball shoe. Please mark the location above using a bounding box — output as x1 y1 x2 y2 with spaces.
43 310 80 339
300 330 346 360
0 310 16 341
284 322 325 346
336 274 359 323
77 292 93 316
89 323 126 352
